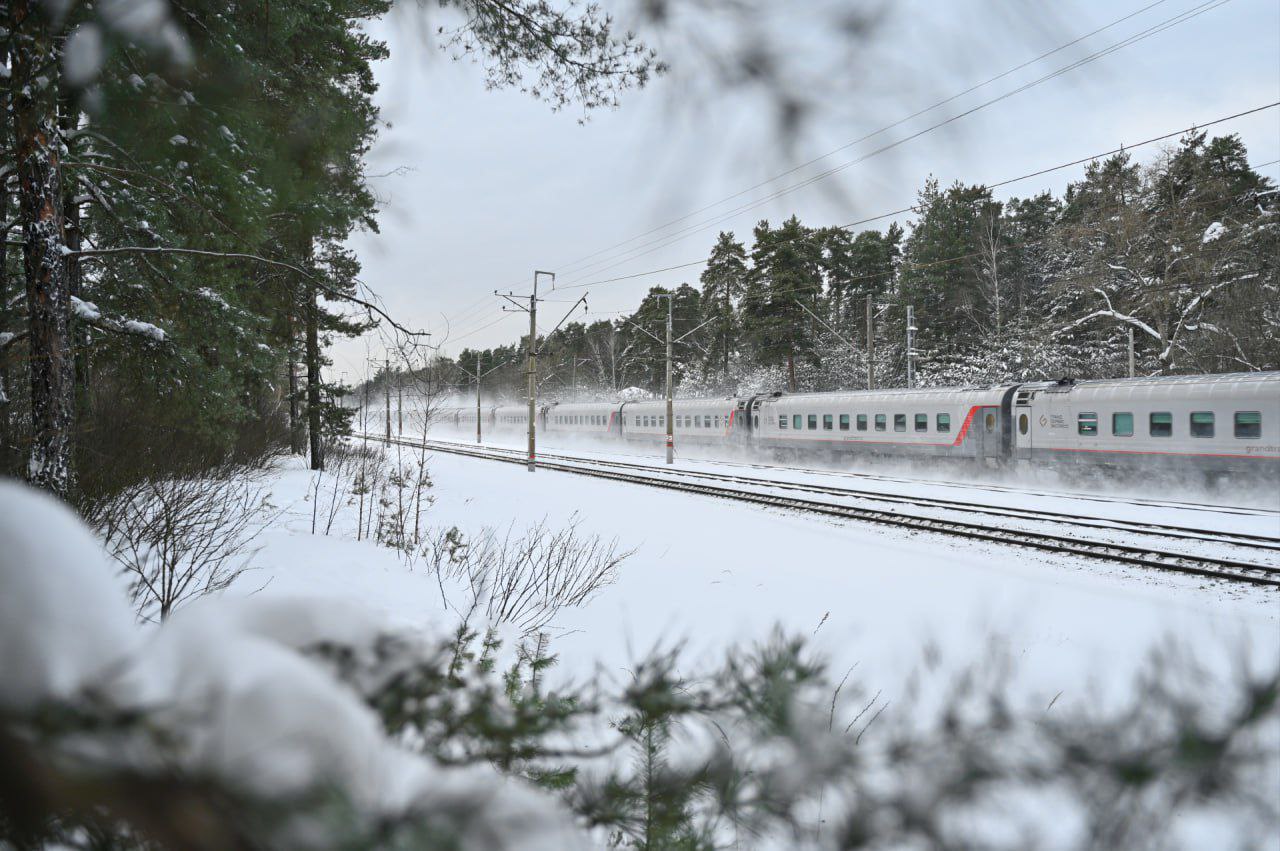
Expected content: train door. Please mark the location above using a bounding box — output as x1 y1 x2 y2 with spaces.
1014 406 1032 459
733 396 761 439
977 406 1003 459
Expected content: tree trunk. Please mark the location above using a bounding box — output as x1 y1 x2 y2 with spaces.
305 283 324 470
1 181 11 472
286 308 304 454
11 1 74 498
60 94 90 404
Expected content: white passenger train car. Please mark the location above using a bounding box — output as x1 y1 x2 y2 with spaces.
1013 373 1279 474
619 398 736 445
493 405 532 431
545 402 619 437
746 387 1013 460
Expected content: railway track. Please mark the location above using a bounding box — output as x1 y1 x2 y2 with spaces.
538 440 1276 519
367 434 1280 588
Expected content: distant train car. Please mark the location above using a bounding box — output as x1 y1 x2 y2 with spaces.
493 405 535 431
747 386 1014 462
1013 373 1279 475
545 402 621 437
619 398 736 445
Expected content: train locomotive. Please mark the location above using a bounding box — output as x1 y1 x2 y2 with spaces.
435 372 1280 478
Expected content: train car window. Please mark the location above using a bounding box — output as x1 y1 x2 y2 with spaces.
1150 412 1172 437
1190 411 1214 438
915 413 928 432
1077 413 1098 436
779 416 788 429
874 414 886 431
694 416 701 428
793 415 802 429
839 414 850 430
1112 412 1133 436
894 414 906 432
823 415 833 430
938 413 952 433
807 414 818 430
857 414 868 431
1235 411 1261 438
659 416 666 427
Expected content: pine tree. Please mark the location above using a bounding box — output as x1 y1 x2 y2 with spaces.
742 217 823 380
699 231 748 379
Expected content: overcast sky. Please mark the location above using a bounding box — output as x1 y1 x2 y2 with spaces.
334 0 1279 380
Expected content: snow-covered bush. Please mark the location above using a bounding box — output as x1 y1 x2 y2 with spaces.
85 463 278 622
422 515 631 637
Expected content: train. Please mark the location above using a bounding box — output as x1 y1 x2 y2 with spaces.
432 372 1280 479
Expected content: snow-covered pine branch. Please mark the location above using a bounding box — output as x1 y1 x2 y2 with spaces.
71 296 167 343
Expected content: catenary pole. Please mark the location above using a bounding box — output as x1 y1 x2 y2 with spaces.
665 295 674 465
1128 327 1135 378
497 271 567 471
526 275 539 471
476 353 483 444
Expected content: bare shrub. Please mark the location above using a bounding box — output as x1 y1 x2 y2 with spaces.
424 516 631 636
87 465 278 623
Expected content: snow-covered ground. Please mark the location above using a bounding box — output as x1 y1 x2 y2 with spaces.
247 433 1280 715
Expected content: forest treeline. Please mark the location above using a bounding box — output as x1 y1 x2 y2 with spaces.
1 0 657 501
430 133 1278 405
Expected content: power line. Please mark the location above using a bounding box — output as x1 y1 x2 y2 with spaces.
543 0 1180 279
552 0 1236 286
549 101 1278 294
